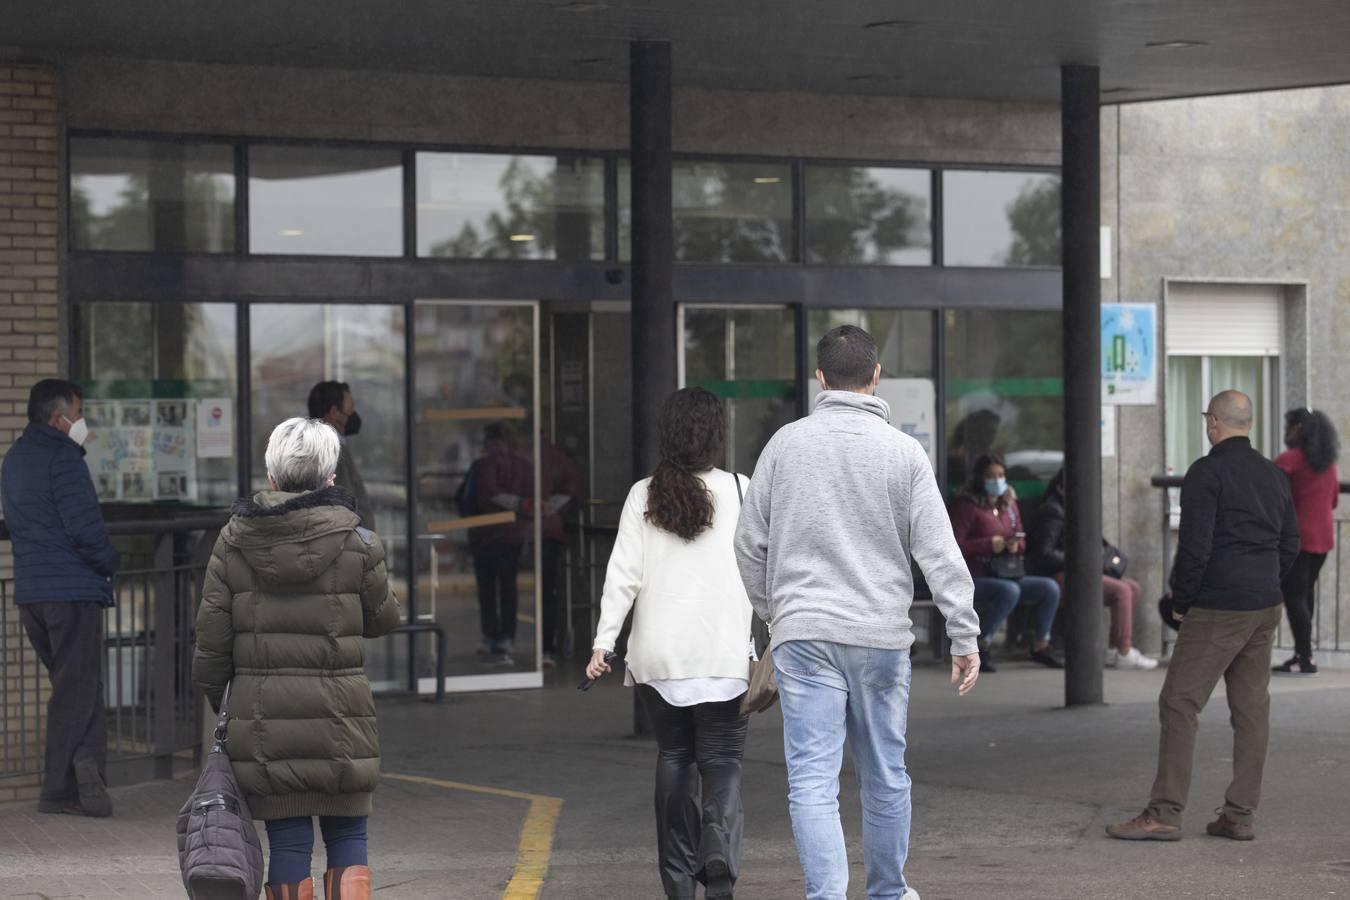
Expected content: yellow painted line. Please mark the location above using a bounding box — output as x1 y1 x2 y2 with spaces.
384 772 563 900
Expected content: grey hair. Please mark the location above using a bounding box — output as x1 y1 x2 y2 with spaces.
264 417 342 492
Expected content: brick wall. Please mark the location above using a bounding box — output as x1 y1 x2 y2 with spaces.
0 62 61 805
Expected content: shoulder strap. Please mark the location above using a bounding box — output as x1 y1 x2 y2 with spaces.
211 681 233 754
733 472 744 506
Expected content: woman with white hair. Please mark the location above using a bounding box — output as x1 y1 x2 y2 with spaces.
193 417 401 900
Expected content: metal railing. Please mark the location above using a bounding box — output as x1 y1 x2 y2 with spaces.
1 515 223 787
1151 476 1349 656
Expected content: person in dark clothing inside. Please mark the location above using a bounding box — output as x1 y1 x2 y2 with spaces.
1 379 118 817
308 381 372 527
1272 407 1339 676
538 434 583 668
1109 390 1299 843
470 423 534 663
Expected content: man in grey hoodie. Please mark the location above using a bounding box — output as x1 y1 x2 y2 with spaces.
735 325 981 900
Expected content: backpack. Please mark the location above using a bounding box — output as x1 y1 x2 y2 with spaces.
454 460 480 517
176 682 265 900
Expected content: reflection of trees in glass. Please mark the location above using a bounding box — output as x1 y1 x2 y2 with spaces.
674 166 790 263
71 169 233 252
807 169 929 264
1006 178 1061 267
428 158 600 261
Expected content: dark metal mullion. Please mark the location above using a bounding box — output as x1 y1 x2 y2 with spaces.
933 309 948 492
404 302 419 694
793 160 807 265
604 155 620 262
235 145 249 256
931 169 943 267
402 150 417 259
236 303 252 499
794 301 809 419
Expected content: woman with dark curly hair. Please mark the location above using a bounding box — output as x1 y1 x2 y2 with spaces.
587 387 752 900
1273 407 1340 675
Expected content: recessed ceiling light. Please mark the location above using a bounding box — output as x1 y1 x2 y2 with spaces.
1146 40 1205 49
863 19 917 30
753 177 782 185
509 234 537 242
279 229 304 237
1101 87 1138 95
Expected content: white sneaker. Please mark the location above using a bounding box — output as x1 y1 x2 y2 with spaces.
1116 647 1159 670
1104 648 1120 668
903 889 921 900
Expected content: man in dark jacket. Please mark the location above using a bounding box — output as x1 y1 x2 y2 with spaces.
1 379 118 817
1109 390 1299 843
308 380 372 527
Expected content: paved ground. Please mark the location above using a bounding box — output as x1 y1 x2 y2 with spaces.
2 659 1349 900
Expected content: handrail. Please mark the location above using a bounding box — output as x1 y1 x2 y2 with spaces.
391 622 445 703
1152 474 1350 492
0 512 231 540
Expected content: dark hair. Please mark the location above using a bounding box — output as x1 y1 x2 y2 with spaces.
307 381 350 420
817 325 879 391
27 379 82 424
1047 467 1065 498
645 388 726 542
966 452 1010 505
1286 408 1340 474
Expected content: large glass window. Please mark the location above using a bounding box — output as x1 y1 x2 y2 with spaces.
416 153 605 260
619 160 795 263
70 138 235 253
249 304 409 688
805 166 932 265
944 309 1063 499
681 306 798 475
74 302 238 507
942 170 1061 267
248 146 403 256
1166 355 1278 477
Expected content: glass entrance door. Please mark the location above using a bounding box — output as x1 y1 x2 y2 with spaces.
678 305 799 475
414 300 542 692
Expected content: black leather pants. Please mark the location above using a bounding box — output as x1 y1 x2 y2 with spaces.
637 685 749 900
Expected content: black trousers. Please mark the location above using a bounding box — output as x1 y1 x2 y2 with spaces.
540 539 563 655
1280 550 1327 660
473 541 523 647
638 685 749 900
19 601 108 804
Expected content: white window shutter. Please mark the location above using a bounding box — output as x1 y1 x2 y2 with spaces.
1165 283 1283 356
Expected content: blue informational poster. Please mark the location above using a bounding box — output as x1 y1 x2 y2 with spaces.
1101 303 1158 405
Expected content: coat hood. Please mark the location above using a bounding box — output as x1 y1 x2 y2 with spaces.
811 390 892 424
222 487 360 584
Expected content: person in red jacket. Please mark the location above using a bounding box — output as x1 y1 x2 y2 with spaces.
949 453 1062 672
1273 408 1340 675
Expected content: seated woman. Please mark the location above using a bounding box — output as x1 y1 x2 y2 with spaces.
1027 469 1158 670
950 453 1063 672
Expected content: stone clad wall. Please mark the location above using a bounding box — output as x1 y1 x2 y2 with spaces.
0 62 61 804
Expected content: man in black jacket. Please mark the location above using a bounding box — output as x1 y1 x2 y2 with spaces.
1109 390 1298 843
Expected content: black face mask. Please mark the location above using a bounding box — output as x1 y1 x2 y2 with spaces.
344 411 362 437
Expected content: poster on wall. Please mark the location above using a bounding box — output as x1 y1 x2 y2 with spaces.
1101 303 1158 405
196 398 234 459
83 399 199 503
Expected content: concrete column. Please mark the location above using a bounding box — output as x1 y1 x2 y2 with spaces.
628 41 673 736
1061 65 1105 707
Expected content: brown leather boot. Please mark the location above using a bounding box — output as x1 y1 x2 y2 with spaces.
265 878 315 900
1206 812 1255 841
324 866 371 900
1105 810 1182 841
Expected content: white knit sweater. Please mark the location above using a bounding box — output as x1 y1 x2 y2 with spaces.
593 469 754 684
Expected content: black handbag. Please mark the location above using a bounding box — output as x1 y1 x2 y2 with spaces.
987 553 1026 580
176 682 265 900
1103 542 1128 579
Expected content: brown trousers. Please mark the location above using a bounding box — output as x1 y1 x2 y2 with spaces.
1148 604 1282 826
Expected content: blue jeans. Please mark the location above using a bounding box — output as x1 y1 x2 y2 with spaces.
774 640 912 900
973 576 1061 643
264 815 368 884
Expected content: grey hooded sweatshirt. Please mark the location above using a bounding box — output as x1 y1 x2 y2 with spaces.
734 391 980 658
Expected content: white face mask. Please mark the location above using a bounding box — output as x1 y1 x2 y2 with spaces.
62 415 89 447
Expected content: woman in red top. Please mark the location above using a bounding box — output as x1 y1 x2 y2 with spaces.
949 453 1062 672
1273 408 1340 675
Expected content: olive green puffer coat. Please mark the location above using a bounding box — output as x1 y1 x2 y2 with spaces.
192 487 401 820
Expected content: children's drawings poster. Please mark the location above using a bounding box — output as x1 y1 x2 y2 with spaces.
83 399 198 502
